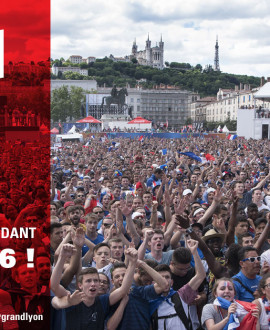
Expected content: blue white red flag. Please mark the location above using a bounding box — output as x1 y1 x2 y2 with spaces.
227 134 237 140
138 135 144 142
213 297 257 330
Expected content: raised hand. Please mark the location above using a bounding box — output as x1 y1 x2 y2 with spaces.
144 229 154 242
71 227 85 248
174 197 188 215
59 243 76 259
186 239 198 254
215 218 227 234
125 247 138 265
119 200 133 217
152 200 158 211
213 186 223 203
67 290 85 306
174 214 190 229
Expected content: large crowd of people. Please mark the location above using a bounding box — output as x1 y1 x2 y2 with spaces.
1 135 270 329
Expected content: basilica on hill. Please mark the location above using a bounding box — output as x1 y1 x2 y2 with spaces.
131 34 164 69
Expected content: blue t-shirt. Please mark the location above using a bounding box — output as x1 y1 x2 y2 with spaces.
65 294 110 330
110 284 159 330
233 271 261 302
82 233 104 256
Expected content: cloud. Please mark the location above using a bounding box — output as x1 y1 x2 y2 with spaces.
51 0 270 77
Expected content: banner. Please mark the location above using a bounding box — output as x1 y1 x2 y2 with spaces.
0 1 51 329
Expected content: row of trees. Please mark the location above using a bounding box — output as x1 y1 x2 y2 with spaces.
51 57 260 97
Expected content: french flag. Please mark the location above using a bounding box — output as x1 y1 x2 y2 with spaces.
214 297 257 330
227 134 237 140
91 135 95 139
138 135 144 142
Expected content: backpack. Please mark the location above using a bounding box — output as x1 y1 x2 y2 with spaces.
151 292 192 330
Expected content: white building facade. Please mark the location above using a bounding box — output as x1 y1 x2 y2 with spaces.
52 66 88 76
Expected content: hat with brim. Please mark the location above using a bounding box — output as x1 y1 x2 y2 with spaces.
202 229 225 242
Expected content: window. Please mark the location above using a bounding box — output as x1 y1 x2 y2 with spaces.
243 96 245 102
137 99 140 103
131 98 134 102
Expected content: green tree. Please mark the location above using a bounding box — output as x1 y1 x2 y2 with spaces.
63 71 84 80
185 118 193 125
131 58 138 64
69 86 86 119
51 86 71 122
51 86 86 122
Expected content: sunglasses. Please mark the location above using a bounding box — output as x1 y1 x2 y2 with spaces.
103 223 112 228
264 283 270 289
242 256 261 263
94 211 104 214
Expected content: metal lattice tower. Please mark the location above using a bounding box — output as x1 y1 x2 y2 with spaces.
214 36 220 71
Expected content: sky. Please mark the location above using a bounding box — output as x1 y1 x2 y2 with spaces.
51 0 270 77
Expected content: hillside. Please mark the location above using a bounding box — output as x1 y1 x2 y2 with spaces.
51 57 260 97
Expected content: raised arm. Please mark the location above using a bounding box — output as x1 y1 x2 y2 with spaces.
109 248 137 305
138 229 153 260
164 215 177 246
50 244 76 298
186 239 206 291
61 228 85 287
164 182 172 230
198 188 222 226
226 195 238 246
150 201 158 229
175 215 228 279
254 213 270 253
137 259 167 294
118 202 140 247
253 172 270 191
52 290 85 310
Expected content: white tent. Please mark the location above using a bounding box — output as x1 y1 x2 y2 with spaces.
223 125 229 133
67 125 77 134
254 82 270 101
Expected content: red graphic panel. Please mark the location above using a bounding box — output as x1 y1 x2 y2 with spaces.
0 0 51 329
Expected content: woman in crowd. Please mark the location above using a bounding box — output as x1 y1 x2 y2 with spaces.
253 273 270 330
202 277 260 329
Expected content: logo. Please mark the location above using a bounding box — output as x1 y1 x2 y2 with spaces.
0 30 3 79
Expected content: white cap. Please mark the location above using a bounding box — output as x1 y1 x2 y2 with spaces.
183 189 193 196
207 188 216 194
132 212 143 220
